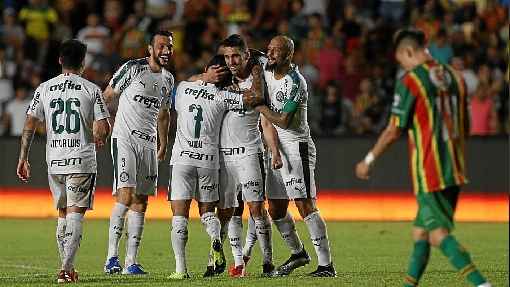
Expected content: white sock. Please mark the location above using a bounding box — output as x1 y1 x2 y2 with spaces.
242 216 257 258
56 217 66 264
171 216 188 273
200 212 221 242
253 215 273 264
62 212 84 271
220 218 229 244
272 211 303 255
304 211 331 266
228 215 244 267
125 210 145 267
106 202 128 260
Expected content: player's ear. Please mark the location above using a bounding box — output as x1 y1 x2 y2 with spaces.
148 44 153 56
58 56 63 66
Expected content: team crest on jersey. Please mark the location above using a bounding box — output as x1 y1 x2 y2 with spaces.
429 66 451 91
276 91 286 102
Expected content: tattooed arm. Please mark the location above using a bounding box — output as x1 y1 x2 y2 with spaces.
17 115 39 182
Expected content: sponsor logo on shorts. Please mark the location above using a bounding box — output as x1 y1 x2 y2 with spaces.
131 129 156 143
133 94 161 109
241 180 260 189
187 140 203 148
285 177 302 187
220 147 246 156
145 174 157 182
180 150 214 161
50 157 82 167
67 185 89 193
120 171 130 182
201 183 218 192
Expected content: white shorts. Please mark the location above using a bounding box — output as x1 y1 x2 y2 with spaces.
48 173 96 210
218 153 265 209
266 141 317 200
169 164 219 202
111 138 158 196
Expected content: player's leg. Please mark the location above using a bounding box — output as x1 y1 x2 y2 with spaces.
197 167 225 275
424 186 490 287
61 173 96 282
105 138 134 274
49 174 70 283
227 199 246 277
168 164 196 279
123 145 158 275
403 208 431 286
242 215 257 262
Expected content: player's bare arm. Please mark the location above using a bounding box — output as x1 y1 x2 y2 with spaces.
241 64 264 107
102 85 119 126
93 119 111 148
260 114 283 169
355 120 402 180
157 106 171 162
16 115 39 182
188 65 228 83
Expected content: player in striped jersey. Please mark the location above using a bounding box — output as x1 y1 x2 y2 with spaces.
356 28 491 287
17 39 111 283
102 30 174 275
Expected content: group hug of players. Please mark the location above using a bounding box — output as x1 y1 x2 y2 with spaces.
16 28 491 287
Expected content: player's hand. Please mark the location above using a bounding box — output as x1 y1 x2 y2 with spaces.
271 152 283 169
355 161 371 180
16 159 31 182
203 65 228 83
157 147 167 162
95 138 105 149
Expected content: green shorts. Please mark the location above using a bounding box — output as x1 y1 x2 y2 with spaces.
413 185 460 231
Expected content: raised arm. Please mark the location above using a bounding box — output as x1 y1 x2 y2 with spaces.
188 65 228 83
17 115 39 182
241 64 264 107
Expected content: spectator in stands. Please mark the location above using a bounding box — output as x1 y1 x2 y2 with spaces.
118 15 147 60
316 36 343 89
338 53 365 103
470 64 499 136
288 0 308 43
451 56 479 97
320 81 352 136
77 14 110 67
428 28 454 64
351 78 379 135
3 85 31 136
0 8 25 63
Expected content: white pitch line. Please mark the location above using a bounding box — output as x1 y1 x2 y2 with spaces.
0 273 48 280
0 263 51 271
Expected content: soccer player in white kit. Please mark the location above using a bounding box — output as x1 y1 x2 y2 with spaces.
16 39 111 283
255 36 336 277
102 31 174 275
168 55 264 279
209 35 282 278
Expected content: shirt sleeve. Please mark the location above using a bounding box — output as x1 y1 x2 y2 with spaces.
93 88 110 121
109 61 136 95
26 86 45 120
219 89 244 111
390 78 416 129
283 69 306 113
162 75 175 110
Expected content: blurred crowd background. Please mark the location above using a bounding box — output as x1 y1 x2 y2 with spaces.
0 0 508 137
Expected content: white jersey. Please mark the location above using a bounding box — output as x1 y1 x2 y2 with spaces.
27 73 110 174
110 58 174 150
264 64 311 142
219 74 262 161
170 80 244 169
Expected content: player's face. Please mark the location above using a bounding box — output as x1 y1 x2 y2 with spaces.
150 35 174 67
223 46 248 76
267 39 288 69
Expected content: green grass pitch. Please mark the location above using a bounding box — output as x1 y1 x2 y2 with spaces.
0 219 507 286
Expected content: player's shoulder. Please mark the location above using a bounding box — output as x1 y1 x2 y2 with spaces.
162 68 175 84
288 65 307 88
118 57 149 74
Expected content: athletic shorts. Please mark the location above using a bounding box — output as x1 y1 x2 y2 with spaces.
111 137 158 196
266 141 317 200
218 153 265 209
48 173 96 210
169 164 219 202
414 185 460 231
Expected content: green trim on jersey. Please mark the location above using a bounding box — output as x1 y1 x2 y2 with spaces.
283 99 298 113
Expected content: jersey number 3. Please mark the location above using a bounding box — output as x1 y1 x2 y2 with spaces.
189 104 203 138
50 98 81 134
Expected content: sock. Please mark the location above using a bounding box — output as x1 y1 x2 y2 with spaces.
404 240 430 287
242 216 257 258
253 215 273 264
439 235 487 286
125 210 145 267
304 211 331 266
171 216 188 273
106 203 128 260
272 211 303 255
201 212 221 242
220 218 230 244
62 212 84 271
227 215 244 266
56 217 66 265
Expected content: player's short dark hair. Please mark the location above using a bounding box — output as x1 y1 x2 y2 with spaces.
150 30 173 46
206 54 232 89
219 34 248 52
393 28 427 50
59 39 87 70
